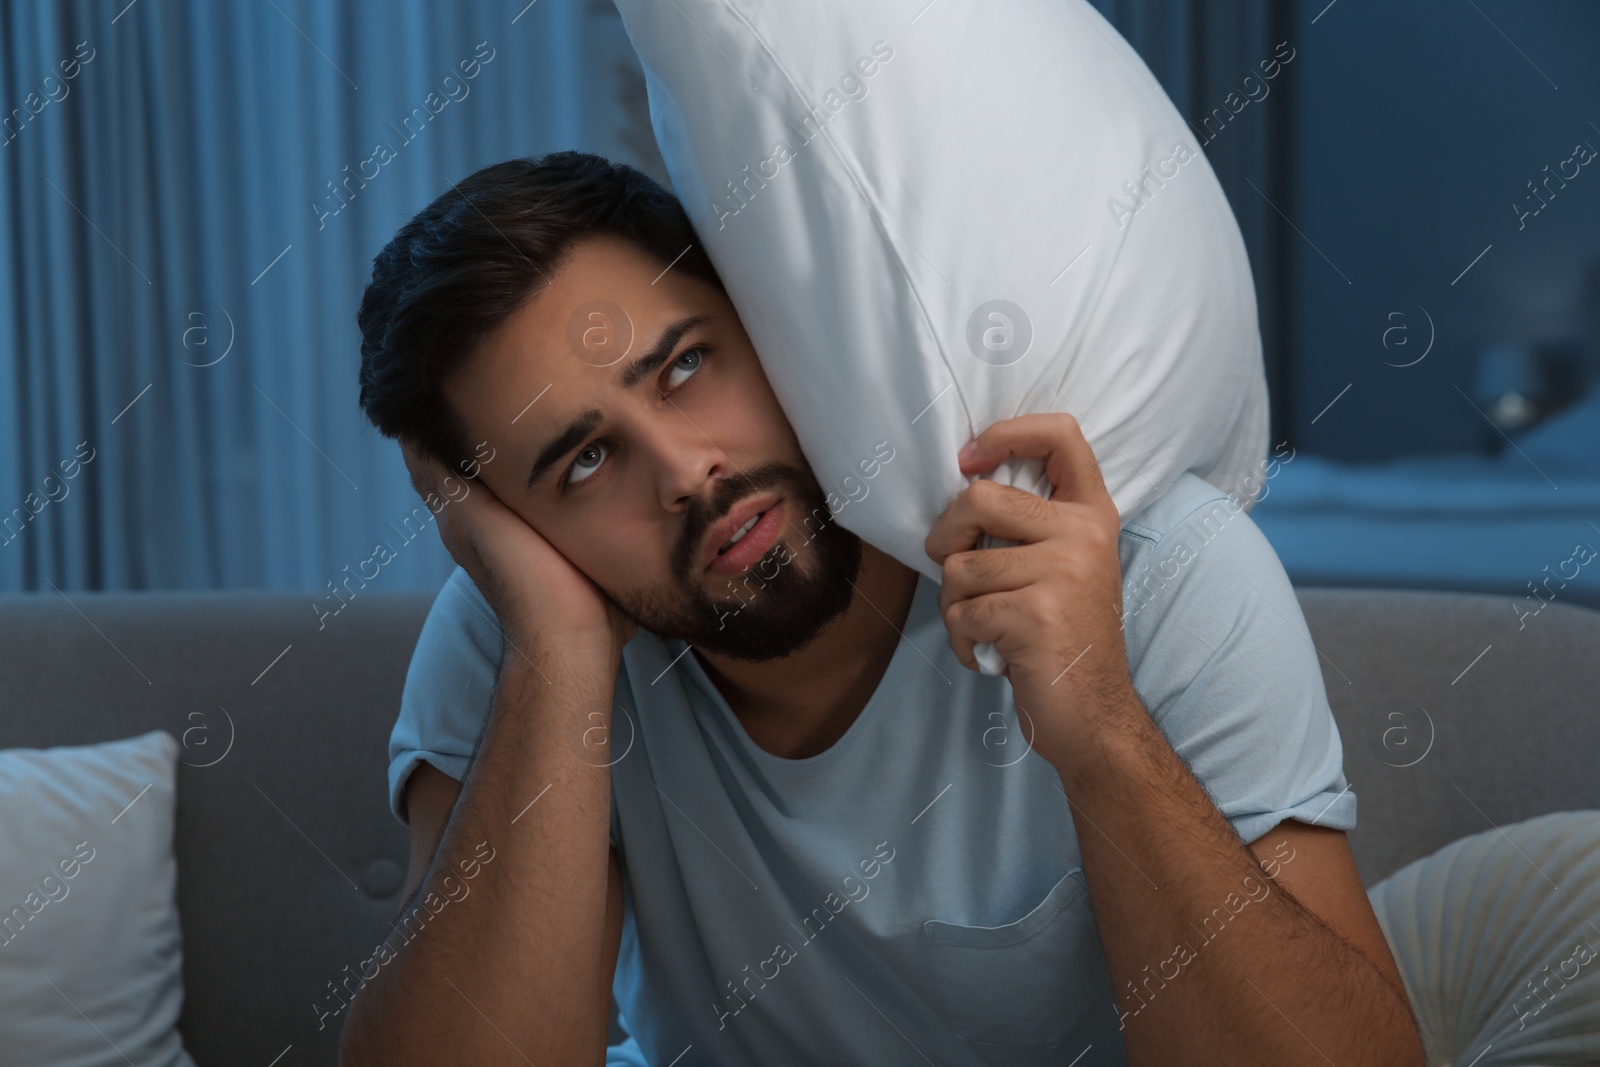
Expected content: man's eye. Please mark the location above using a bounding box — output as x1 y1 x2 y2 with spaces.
564 440 610 488
663 346 705 391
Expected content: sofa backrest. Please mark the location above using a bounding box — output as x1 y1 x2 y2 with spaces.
1295 586 1600 884
0 589 432 1067
1 584 1596 1065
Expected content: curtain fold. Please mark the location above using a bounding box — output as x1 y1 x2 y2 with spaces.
1 0 619 593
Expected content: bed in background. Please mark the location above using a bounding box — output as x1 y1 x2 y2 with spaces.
1250 384 1600 611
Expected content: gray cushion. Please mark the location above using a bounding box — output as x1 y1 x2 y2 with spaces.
0 584 1595 1065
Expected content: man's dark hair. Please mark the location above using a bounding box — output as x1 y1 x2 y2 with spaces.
357 151 724 474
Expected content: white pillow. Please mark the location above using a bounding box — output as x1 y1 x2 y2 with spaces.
1367 810 1600 1066
0 730 195 1067
615 0 1270 671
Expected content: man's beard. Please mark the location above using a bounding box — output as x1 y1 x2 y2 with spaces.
607 459 863 662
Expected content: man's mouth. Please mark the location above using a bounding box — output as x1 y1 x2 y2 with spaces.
718 511 765 554
703 495 785 574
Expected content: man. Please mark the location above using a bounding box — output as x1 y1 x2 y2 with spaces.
343 151 1425 1065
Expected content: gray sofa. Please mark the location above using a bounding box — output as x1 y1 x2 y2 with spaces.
2 585 1597 1066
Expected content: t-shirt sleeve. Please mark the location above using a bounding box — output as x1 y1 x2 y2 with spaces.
387 566 504 824
1120 485 1357 847
387 566 625 854
605 1035 651 1066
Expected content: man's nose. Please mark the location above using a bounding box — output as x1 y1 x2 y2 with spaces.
645 414 733 512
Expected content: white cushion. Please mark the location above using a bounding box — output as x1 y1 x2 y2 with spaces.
0 730 195 1067
614 0 1270 670
1367 810 1600 1065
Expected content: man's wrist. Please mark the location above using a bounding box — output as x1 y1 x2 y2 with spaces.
501 629 620 684
1041 685 1155 792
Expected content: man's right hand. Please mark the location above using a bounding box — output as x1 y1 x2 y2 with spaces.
400 438 638 668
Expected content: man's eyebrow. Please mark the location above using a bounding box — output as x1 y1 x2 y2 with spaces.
524 313 714 494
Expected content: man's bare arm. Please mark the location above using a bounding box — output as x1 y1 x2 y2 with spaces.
336 439 637 1064
1055 692 1425 1066
924 414 1424 1064
337 654 620 1065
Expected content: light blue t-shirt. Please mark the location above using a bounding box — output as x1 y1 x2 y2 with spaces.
387 471 1356 1067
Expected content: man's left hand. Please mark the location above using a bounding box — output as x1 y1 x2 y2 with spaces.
924 412 1142 769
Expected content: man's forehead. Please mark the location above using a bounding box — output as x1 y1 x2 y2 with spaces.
506 253 707 366
517 300 715 391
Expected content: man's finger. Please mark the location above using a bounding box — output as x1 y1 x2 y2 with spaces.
960 412 1111 511
936 545 1036 618
924 480 1057 564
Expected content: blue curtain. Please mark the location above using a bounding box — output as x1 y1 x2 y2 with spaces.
0 0 639 593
